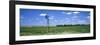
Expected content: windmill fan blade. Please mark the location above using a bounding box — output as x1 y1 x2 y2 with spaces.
45 15 49 19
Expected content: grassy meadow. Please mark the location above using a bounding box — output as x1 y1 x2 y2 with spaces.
20 25 90 36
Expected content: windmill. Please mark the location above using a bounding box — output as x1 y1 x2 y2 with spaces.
40 13 50 32
45 14 49 32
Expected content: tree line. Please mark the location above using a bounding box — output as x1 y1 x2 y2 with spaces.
56 24 90 27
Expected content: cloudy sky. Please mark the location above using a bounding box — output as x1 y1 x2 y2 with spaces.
20 8 90 26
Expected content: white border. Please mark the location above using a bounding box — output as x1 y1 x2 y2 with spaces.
16 5 94 41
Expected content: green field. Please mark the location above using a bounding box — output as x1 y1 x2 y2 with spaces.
20 25 90 36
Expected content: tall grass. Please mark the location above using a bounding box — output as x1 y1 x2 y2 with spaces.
20 25 90 36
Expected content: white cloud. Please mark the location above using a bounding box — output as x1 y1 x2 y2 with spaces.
62 12 72 15
78 20 86 23
49 16 54 20
73 11 80 14
49 17 54 20
63 11 80 15
40 13 47 16
71 16 78 19
65 18 69 20
67 12 72 14
72 19 79 21
87 16 90 19
66 20 70 22
39 21 43 23
89 13 91 15
54 20 57 22
50 16 54 18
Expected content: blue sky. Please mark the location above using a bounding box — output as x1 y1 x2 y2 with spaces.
20 8 90 26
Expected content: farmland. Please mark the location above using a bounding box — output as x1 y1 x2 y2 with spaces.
20 25 90 36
